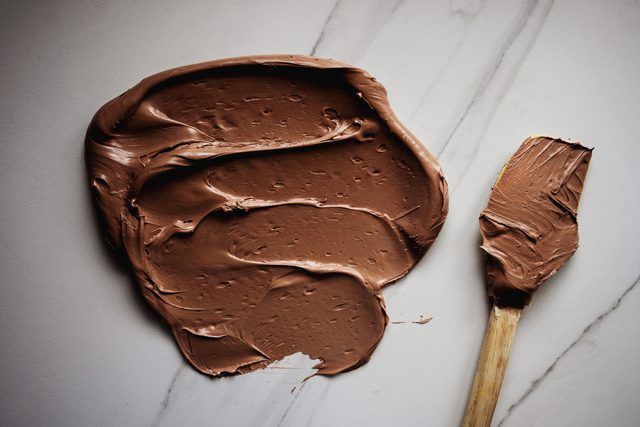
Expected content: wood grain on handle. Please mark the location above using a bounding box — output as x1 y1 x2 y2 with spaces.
461 305 522 427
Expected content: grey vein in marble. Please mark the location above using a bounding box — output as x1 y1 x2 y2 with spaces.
275 381 308 427
449 0 488 25
303 382 331 426
408 0 488 119
309 0 406 62
495 273 640 427
408 0 532 125
152 365 184 427
440 0 556 190
310 0 340 56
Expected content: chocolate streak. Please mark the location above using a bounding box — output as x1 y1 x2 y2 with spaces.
480 136 592 308
85 56 448 376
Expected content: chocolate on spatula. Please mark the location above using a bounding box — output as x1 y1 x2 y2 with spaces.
480 136 593 308
462 136 592 427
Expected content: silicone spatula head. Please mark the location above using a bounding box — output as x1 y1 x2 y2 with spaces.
479 136 592 308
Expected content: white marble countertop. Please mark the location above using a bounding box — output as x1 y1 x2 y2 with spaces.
1 0 639 426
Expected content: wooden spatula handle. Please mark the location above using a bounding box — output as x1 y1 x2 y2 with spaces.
462 305 522 427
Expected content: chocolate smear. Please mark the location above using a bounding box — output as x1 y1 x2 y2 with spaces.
86 55 448 376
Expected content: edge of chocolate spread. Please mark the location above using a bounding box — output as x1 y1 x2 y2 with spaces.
85 55 448 376
480 136 592 308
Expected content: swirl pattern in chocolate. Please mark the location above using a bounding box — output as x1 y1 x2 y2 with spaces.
85 55 448 376
480 136 592 308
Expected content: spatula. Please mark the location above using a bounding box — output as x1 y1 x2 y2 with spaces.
461 136 593 427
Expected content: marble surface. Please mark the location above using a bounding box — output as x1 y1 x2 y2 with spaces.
1 0 639 426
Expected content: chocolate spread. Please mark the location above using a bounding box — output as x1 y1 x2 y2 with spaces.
480 136 592 308
86 55 448 376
